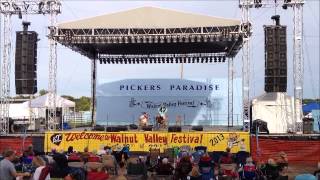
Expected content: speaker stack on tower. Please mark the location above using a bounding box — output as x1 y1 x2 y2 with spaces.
15 22 38 95
264 15 287 93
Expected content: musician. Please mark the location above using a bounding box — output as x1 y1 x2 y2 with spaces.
139 112 149 127
156 113 167 129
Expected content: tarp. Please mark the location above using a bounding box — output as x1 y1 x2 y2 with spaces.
23 94 75 108
57 6 241 29
303 102 320 113
251 92 301 133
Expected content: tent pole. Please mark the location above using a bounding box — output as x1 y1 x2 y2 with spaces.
91 54 97 128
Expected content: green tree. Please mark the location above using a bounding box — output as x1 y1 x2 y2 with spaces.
39 89 48 96
75 96 91 111
61 95 75 102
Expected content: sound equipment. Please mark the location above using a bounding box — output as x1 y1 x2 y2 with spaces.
92 125 105 131
192 125 203 131
251 119 269 134
264 15 287 93
117 125 128 131
168 126 181 132
142 125 153 131
106 126 120 132
303 118 314 134
15 22 38 95
129 124 138 130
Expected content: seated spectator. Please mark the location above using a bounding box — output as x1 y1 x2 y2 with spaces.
66 146 74 156
276 152 288 167
80 147 90 162
295 174 317 180
155 158 174 175
50 153 70 178
87 164 109 180
24 145 35 157
220 147 233 164
276 165 288 180
313 162 320 179
175 156 193 180
118 161 127 176
102 149 117 174
127 157 147 176
261 158 279 180
189 164 201 180
199 152 214 179
239 157 256 180
0 150 31 180
32 156 50 180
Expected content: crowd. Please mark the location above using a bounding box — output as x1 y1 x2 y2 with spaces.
0 145 319 180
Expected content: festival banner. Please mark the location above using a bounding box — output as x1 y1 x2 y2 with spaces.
44 131 250 153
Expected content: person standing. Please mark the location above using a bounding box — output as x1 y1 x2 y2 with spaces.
0 150 30 180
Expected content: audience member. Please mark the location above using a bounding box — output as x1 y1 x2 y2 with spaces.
32 156 50 180
220 147 233 164
0 150 30 180
175 155 193 180
155 158 174 175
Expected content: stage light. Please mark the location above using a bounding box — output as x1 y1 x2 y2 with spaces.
99 59 103 64
203 35 208 42
222 56 226 62
170 58 174 64
148 36 153 43
110 58 115 64
218 56 222 62
175 58 179 63
118 37 123 44
160 36 165 43
183 57 187 63
124 37 129 43
192 58 195 63
166 36 171 43
154 36 158 43
184 36 189 43
131 36 136 43
190 35 195 43
128 58 132 64
179 36 183 43
172 35 177 43
143 36 147 43
153 58 157 64
157 58 161 63
214 56 218 62
197 35 201 42
208 57 212 63
124 59 128 64
209 35 215 42
136 36 141 43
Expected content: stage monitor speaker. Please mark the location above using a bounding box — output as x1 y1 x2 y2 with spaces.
15 22 38 95
106 126 120 132
168 126 181 132
192 125 203 131
264 16 287 93
142 125 153 131
129 124 138 130
117 125 128 131
303 118 314 134
93 125 105 131
251 119 269 134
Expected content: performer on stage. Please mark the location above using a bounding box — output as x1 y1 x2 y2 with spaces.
139 112 149 128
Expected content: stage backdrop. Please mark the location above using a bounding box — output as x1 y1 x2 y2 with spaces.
44 131 250 153
96 78 242 126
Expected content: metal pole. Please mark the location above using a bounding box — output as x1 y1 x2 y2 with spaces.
91 56 97 127
228 57 234 129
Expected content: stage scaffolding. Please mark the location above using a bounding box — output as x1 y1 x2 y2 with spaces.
50 7 247 129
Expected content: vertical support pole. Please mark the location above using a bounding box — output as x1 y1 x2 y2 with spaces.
240 0 253 131
228 57 234 128
47 4 57 130
292 1 304 132
91 55 97 127
0 13 11 135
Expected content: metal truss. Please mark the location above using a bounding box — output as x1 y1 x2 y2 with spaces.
228 57 234 128
239 0 305 133
0 13 12 135
0 0 61 14
240 0 253 132
47 0 60 130
292 0 304 132
0 0 61 134
98 53 227 64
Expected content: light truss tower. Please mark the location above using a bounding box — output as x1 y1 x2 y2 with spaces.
0 11 12 135
239 0 253 131
47 0 60 130
0 0 61 134
290 0 304 132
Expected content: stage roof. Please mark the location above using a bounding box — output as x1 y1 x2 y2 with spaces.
57 6 241 29
52 6 247 63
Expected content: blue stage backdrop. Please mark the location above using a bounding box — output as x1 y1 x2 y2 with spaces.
96 78 242 126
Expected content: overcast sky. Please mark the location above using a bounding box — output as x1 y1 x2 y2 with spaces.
7 0 320 99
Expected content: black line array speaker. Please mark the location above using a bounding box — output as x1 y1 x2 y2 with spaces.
168 126 181 132
15 22 38 95
264 15 287 93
